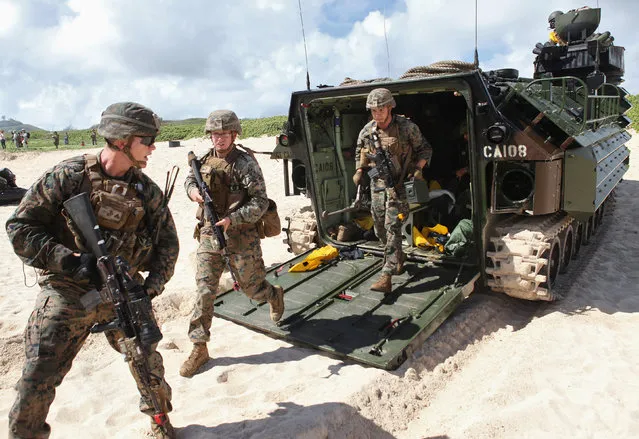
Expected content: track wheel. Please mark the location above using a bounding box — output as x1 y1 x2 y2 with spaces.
560 227 573 273
573 223 583 258
582 217 593 245
540 237 561 298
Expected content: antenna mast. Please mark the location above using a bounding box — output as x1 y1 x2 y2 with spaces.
383 4 391 77
298 0 311 90
473 0 479 68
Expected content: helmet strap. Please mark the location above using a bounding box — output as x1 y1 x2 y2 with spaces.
122 137 145 169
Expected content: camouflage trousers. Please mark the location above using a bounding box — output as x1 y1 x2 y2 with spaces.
371 181 409 274
8 285 172 439
187 225 277 343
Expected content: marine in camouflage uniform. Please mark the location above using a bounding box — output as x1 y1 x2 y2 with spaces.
179 110 284 378
353 88 431 294
51 131 59 149
5 102 179 439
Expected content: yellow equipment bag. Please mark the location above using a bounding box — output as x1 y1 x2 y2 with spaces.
413 224 449 253
353 215 374 231
289 245 339 272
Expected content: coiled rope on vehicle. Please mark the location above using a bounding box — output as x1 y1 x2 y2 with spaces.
399 60 476 79
339 77 394 87
339 60 476 86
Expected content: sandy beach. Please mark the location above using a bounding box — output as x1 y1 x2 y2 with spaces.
1 132 638 439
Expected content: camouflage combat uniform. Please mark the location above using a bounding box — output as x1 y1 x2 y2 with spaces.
6 153 179 439
356 115 432 274
184 145 279 343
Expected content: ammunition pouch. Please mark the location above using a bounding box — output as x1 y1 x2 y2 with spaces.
92 189 145 232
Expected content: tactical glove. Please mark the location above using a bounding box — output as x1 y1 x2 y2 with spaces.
146 288 160 300
68 253 103 289
352 168 363 186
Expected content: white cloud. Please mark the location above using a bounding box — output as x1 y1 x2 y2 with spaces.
0 0 636 130
0 1 19 37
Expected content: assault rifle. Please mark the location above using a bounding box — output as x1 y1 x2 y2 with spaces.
63 192 170 432
187 151 240 290
366 131 396 192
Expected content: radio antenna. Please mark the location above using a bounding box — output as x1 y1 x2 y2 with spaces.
298 0 311 90
473 0 479 68
383 4 391 77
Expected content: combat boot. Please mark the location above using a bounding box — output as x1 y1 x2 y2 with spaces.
394 253 406 275
268 286 285 322
179 343 209 378
151 417 176 439
370 273 393 294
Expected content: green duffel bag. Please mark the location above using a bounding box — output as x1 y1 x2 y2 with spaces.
444 219 474 258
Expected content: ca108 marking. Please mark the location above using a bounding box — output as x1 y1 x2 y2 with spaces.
483 144 527 159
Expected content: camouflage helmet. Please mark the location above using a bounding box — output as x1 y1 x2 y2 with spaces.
97 102 160 140
366 88 396 110
205 110 242 136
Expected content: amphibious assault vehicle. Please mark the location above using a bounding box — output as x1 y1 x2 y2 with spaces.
213 8 631 369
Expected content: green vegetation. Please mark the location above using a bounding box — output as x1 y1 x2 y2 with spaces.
239 115 288 139
156 115 288 141
156 118 206 142
1 115 288 152
626 94 638 131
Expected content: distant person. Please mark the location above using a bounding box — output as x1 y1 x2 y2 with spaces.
0 130 5 149
21 130 29 148
13 130 19 147
6 102 179 439
179 109 285 378
52 131 60 148
91 128 97 145
64 132 69 145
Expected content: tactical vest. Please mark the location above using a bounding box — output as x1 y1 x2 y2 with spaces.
378 124 403 180
196 147 247 222
72 154 153 271
359 122 413 187
360 123 409 181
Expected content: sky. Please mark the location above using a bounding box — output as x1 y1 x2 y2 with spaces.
0 0 636 130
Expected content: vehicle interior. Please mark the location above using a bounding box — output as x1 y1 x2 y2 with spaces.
302 89 475 263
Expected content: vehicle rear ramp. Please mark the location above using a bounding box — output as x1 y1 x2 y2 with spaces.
213 252 478 369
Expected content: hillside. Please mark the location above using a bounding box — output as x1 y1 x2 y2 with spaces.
0 119 43 133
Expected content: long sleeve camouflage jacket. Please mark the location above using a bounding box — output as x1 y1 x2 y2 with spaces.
355 114 432 174
184 145 268 228
5 153 179 296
